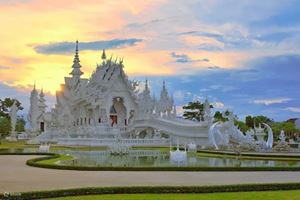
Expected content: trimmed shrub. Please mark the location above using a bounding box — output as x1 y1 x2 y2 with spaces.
1 183 300 200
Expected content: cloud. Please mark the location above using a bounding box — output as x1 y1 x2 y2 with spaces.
213 101 225 109
170 52 209 63
250 98 292 106
284 107 300 113
32 39 143 54
200 84 236 93
175 105 184 116
0 65 11 70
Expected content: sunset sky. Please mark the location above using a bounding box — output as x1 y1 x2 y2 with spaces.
0 0 300 121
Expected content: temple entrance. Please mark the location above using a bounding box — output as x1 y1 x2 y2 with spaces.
40 122 45 132
110 97 127 127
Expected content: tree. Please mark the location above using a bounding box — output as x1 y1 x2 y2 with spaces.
0 98 25 136
0 117 11 136
213 110 231 122
16 116 26 132
254 115 272 125
182 101 204 121
245 115 272 128
0 98 23 118
235 120 249 133
245 115 254 128
271 121 298 140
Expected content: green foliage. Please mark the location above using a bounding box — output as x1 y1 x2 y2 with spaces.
0 98 25 135
182 101 203 121
245 115 272 128
16 116 26 132
44 191 300 200
2 183 300 200
0 98 23 118
234 120 249 133
0 117 11 136
213 110 232 122
183 101 213 121
271 122 298 139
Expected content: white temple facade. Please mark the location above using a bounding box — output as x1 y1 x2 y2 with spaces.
28 41 213 146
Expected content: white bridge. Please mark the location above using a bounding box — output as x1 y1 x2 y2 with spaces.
127 118 210 145
57 138 170 147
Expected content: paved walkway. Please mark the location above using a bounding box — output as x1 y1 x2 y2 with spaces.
1 156 300 193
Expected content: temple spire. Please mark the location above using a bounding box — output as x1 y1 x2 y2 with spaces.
101 49 106 61
40 88 44 97
145 79 149 91
70 40 83 79
33 81 36 91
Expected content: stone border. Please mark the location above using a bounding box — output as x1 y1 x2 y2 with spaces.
1 183 300 200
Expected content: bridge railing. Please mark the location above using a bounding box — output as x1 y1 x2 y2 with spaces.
57 138 170 147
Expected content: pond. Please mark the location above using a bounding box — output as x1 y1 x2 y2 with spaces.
56 149 300 168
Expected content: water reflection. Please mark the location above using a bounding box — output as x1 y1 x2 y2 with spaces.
56 150 300 168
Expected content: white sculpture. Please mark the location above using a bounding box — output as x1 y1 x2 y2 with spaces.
9 100 18 136
38 143 50 153
187 142 197 152
170 141 187 164
279 130 286 142
203 98 212 124
208 112 273 151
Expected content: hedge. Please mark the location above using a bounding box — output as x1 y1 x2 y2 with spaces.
1 183 300 200
198 150 300 159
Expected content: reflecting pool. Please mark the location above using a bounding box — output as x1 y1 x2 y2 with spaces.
56 150 300 168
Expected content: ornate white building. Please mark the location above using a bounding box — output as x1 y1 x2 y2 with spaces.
28 41 213 146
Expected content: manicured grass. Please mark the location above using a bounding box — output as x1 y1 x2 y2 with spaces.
0 140 107 151
0 140 37 149
131 146 170 151
44 190 300 200
50 145 107 151
37 154 74 165
197 152 300 161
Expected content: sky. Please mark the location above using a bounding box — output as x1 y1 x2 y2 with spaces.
0 0 300 121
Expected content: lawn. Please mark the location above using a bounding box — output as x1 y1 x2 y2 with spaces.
0 140 37 149
37 154 74 165
0 140 107 151
44 190 300 200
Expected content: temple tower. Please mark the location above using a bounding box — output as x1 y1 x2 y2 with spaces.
28 83 39 132
69 40 83 84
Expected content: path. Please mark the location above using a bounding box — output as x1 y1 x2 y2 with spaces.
1 155 300 193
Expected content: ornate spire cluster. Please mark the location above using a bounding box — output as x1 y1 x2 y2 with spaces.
38 88 47 112
157 81 174 115
69 40 83 79
28 83 47 131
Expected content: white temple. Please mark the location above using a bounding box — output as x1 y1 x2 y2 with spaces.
27 41 213 146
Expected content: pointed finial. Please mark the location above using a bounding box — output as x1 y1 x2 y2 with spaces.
101 49 106 60
145 79 149 90
75 40 78 52
73 40 80 63
33 80 36 90
163 80 166 90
